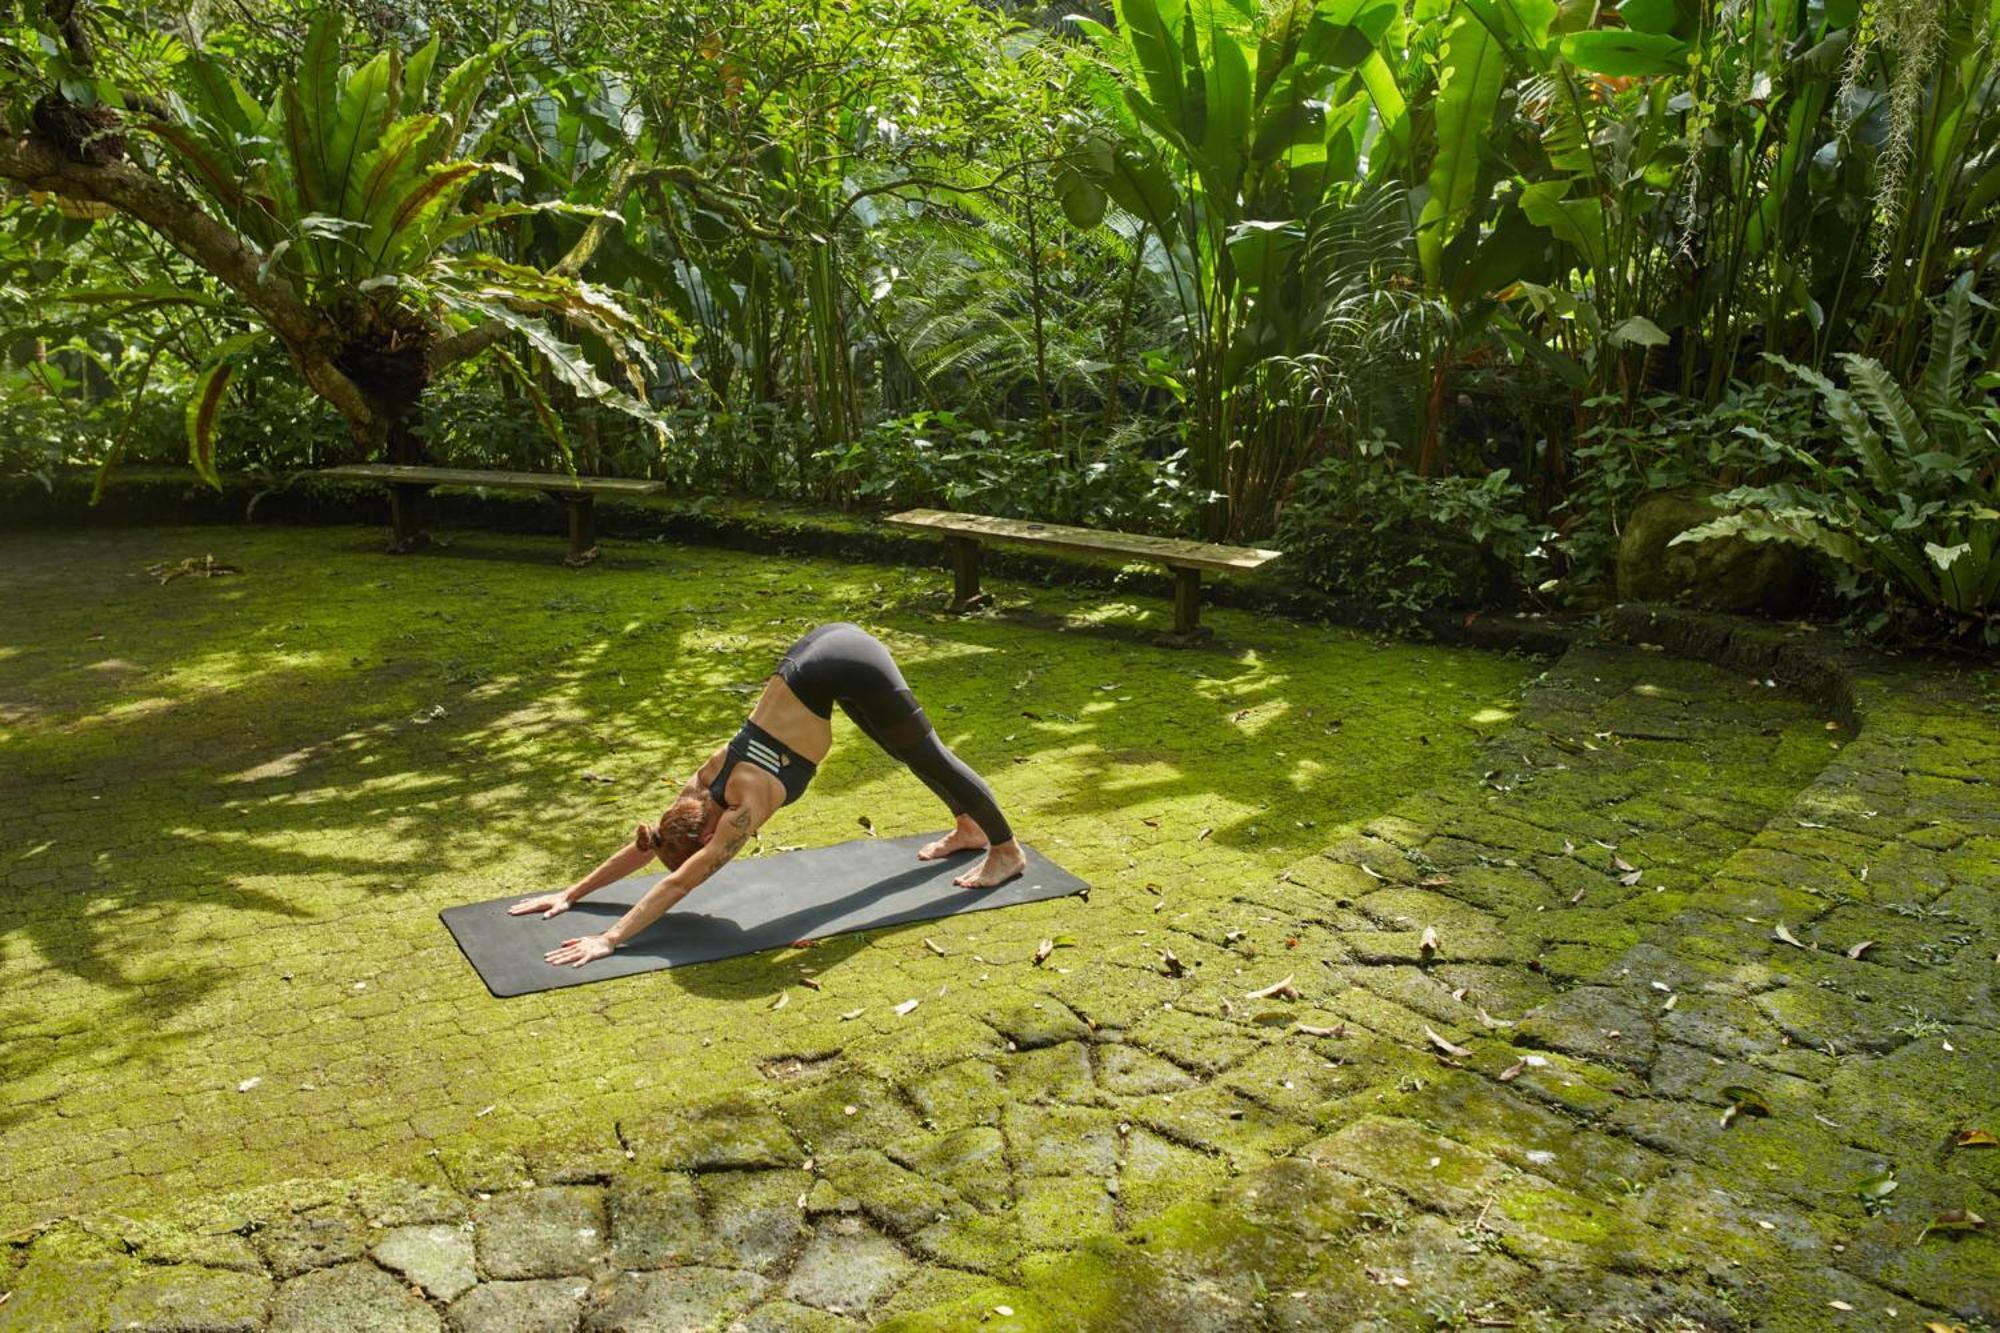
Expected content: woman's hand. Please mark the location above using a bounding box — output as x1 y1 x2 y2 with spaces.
508 892 571 919
546 934 616 968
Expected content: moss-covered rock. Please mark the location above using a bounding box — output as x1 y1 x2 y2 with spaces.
1617 490 1812 614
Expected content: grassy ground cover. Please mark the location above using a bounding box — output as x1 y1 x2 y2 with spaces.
0 524 1536 1229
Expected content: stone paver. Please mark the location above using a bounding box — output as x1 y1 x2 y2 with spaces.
473 1188 604 1280
268 1263 438 1333
446 1278 586 1333
782 1220 915 1312
371 1224 476 1302
583 1267 767 1332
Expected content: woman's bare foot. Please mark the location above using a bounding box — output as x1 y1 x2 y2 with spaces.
953 839 1026 889
919 815 988 861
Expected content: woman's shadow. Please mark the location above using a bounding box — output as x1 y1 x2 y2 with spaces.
564 847 989 1000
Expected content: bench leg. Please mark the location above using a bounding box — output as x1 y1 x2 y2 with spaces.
387 483 430 554
563 494 598 567
1157 568 1212 646
948 538 990 612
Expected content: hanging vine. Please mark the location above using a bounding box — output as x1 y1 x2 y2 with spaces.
1840 0 1954 274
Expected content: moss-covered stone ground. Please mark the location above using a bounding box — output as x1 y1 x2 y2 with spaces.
1 525 1993 1330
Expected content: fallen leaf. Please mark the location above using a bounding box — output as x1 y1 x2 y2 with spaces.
1197 827 1213 842
1772 924 1806 949
1828 1301 1854 1311
790 938 818 949
1499 1060 1525 1082
236 1077 261 1093
1142 816 1161 828
1419 874 1453 888
1918 1209 1985 1242
579 771 615 784
1419 926 1439 958
1846 939 1876 959
857 815 875 835
769 993 788 1011
924 937 947 957
1475 1008 1514 1030
797 975 822 991
1569 888 1586 905
1245 974 1299 1001
1619 869 1643 887
1159 948 1185 978
839 1008 865 1021
895 998 919 1016
1612 855 1636 874
1424 1026 1472 1059
1952 1129 1997 1149
1852 1169 1898 1204
1249 1010 1292 1026
1296 1023 1345 1038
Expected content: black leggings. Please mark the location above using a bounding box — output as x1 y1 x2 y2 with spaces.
777 624 1014 845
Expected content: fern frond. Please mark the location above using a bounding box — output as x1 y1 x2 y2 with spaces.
1841 353 1932 460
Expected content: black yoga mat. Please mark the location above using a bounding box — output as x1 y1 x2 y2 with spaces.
441 833 1089 997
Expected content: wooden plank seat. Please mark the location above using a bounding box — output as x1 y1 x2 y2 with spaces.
884 508 1281 642
317 464 666 564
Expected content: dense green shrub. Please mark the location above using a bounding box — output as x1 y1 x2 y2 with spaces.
1275 436 1545 616
813 410 1206 532
1677 280 2000 644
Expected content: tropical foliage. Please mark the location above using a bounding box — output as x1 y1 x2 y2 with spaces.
1 0 1996 641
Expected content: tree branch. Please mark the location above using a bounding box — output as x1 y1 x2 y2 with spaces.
0 129 378 437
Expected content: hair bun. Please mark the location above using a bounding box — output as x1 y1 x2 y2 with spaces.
634 822 655 852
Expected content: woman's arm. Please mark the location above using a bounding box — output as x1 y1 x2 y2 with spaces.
508 838 655 918
544 799 767 965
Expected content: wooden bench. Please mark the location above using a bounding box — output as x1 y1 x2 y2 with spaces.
317 465 666 563
884 509 1281 642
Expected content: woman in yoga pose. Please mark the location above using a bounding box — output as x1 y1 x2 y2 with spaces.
511 622 1025 968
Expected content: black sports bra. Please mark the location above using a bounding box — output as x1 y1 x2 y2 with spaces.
711 719 817 807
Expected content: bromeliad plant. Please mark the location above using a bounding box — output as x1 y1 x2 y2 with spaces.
0 9 669 488
1675 276 2000 642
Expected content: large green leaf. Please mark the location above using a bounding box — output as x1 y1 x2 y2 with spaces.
1617 0 1687 35
1459 0 1559 69
1558 29 1689 76
1769 354 1900 495
351 115 451 239
184 52 266 138
183 330 266 491
282 12 345 216
1842 354 1932 459
327 51 401 223
1117 0 1191 139
1670 509 1872 572
1101 141 1182 238
1354 48 1410 169
1418 9 1507 287
404 35 442 109
1055 167 1109 228
1517 178 1605 271
1920 274 1975 414
1200 23 1252 193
